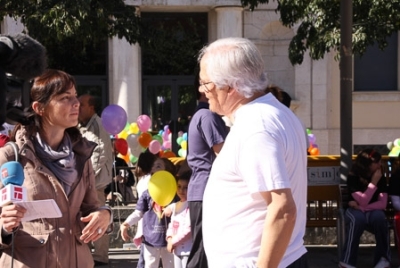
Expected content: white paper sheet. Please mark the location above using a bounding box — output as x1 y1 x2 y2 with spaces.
14 199 62 222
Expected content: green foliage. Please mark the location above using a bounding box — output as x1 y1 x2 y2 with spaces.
141 14 207 75
241 0 400 65
0 0 141 46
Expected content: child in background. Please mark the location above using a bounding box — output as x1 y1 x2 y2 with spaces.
166 160 192 268
135 151 158 198
132 151 157 268
120 156 176 268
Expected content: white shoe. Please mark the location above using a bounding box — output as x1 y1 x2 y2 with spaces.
338 261 355 268
374 257 390 268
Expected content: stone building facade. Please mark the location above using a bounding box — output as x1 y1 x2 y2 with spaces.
2 0 400 155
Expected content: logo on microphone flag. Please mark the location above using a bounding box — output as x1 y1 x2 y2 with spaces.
0 184 27 206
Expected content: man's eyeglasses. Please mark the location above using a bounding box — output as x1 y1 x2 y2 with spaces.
199 80 213 93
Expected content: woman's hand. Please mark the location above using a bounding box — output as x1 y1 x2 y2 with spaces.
120 222 131 242
0 204 26 233
348 201 360 210
80 210 111 243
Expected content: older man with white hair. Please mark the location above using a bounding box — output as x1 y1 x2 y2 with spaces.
200 37 308 268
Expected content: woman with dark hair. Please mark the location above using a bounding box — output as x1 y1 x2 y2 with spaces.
0 69 111 267
388 154 400 262
339 149 390 268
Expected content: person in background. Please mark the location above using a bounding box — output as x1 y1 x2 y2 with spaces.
78 94 114 266
389 154 400 263
0 69 111 267
199 37 308 268
266 84 292 109
0 122 15 136
105 141 135 205
135 151 158 199
340 149 390 268
388 155 400 266
266 84 310 153
120 157 176 268
166 160 192 268
186 73 227 268
132 151 158 268
0 133 10 147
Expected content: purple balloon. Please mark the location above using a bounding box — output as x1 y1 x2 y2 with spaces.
101 104 127 135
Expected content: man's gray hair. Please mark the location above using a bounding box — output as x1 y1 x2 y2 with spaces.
198 37 269 98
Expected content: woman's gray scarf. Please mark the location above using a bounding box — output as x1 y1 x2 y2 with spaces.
33 132 77 195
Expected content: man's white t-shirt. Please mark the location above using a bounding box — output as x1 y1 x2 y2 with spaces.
203 93 308 268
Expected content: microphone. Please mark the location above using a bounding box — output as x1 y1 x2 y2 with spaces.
0 142 26 206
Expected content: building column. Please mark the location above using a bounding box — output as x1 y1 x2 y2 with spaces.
214 6 244 39
1 16 24 34
108 10 141 124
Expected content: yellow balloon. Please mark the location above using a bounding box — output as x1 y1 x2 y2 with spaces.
181 140 187 150
118 130 128 140
148 171 177 206
130 122 140 135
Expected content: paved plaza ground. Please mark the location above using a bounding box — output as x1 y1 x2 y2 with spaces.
99 245 400 268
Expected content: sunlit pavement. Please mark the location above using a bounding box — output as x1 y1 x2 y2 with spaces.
101 245 400 268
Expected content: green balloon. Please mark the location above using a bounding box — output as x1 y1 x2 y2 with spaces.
152 134 163 144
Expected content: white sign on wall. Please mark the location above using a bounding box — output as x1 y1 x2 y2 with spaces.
307 166 341 185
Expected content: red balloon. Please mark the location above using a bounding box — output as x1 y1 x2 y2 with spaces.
114 138 128 155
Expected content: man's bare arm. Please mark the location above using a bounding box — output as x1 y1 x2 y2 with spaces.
212 142 224 155
257 188 297 268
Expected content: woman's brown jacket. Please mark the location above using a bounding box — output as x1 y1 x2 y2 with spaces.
0 125 100 268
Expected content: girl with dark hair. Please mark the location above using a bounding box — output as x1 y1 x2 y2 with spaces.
120 155 175 268
166 160 192 268
339 149 390 268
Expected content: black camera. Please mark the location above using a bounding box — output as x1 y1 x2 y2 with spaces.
0 34 47 130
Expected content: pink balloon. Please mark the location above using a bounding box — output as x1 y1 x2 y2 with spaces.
149 140 161 154
163 140 171 150
162 131 169 142
137 114 152 133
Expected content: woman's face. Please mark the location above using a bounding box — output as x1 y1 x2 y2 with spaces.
151 159 165 174
176 179 188 202
40 86 80 130
370 160 382 173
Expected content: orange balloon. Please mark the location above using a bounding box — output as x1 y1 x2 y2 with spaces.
138 132 152 148
308 145 314 152
162 151 176 158
310 147 320 156
118 153 130 164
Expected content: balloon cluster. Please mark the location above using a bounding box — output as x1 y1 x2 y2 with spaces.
387 138 400 157
101 105 176 165
307 129 320 156
176 131 188 158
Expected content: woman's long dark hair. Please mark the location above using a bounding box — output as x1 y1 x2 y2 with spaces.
351 148 382 180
